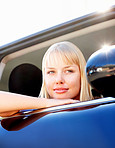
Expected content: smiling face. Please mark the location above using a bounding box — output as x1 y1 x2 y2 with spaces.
44 53 81 100
40 41 91 102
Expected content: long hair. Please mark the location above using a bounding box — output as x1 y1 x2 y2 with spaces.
39 41 93 101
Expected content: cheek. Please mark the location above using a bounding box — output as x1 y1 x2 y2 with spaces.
75 74 80 86
69 75 81 99
45 76 54 93
69 73 80 85
69 74 81 92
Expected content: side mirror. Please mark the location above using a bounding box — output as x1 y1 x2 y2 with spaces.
86 45 115 97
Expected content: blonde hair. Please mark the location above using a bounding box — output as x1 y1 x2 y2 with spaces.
39 41 93 101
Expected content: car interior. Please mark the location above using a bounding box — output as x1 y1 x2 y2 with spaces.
0 5 115 101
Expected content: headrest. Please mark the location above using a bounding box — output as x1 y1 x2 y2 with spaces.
9 63 42 97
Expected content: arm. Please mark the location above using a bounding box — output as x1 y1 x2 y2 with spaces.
0 91 78 115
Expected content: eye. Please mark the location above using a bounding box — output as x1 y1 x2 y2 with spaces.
66 69 74 73
47 71 55 74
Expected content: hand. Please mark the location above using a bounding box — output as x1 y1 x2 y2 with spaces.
46 98 80 108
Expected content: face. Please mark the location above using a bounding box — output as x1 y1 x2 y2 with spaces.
44 56 81 100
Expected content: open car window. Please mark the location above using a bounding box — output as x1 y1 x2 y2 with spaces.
0 5 115 100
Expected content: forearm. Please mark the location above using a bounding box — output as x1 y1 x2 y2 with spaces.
0 91 46 113
0 91 78 114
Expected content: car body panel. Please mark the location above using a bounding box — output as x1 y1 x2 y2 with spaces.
0 98 115 148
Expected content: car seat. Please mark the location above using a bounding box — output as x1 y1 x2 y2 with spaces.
8 63 42 97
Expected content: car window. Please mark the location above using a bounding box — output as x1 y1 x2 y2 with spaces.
0 7 115 94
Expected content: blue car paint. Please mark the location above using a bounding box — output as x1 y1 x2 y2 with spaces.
0 102 115 148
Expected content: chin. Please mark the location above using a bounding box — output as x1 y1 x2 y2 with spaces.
54 95 71 100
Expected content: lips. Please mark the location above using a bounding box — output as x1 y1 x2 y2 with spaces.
53 88 69 94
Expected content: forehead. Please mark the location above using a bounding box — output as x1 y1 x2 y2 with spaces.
46 56 69 68
45 51 78 67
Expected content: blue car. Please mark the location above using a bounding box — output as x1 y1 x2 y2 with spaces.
0 5 115 148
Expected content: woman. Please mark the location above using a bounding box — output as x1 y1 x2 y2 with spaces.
40 41 93 101
0 41 93 116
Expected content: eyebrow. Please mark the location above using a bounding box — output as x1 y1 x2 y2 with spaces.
64 65 76 68
46 67 55 69
46 65 77 69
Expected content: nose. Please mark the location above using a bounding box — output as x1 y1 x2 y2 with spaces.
55 72 64 84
